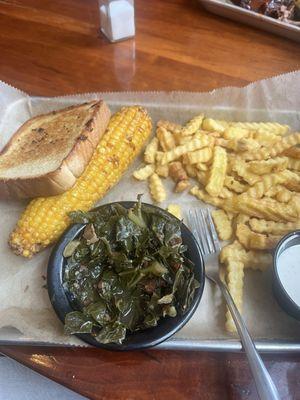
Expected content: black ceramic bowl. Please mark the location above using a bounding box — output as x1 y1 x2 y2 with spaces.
273 230 300 321
47 201 205 351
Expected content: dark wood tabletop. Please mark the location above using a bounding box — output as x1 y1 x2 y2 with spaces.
0 0 300 399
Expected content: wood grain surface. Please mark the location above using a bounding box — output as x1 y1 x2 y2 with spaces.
0 0 299 96
1 346 300 400
0 0 300 399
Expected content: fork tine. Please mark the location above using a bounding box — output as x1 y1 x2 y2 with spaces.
188 209 204 253
207 210 221 252
193 209 207 254
201 209 214 254
197 209 211 255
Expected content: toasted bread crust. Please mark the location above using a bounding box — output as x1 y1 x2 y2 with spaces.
0 100 111 198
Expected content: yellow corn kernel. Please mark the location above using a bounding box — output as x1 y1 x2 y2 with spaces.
133 164 155 181
9 106 152 257
149 173 166 203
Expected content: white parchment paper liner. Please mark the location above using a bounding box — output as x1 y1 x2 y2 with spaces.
0 72 300 347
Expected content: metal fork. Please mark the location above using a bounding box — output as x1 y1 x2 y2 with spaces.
188 208 280 400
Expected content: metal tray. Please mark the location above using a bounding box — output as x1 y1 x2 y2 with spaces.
198 0 300 43
1 83 300 352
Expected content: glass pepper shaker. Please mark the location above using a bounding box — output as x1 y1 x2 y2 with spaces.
99 0 135 42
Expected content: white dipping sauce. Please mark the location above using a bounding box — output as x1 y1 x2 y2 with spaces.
277 245 300 307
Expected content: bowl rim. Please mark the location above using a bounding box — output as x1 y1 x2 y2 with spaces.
47 201 205 351
273 230 300 319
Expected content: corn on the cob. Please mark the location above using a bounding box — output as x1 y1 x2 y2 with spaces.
9 106 152 257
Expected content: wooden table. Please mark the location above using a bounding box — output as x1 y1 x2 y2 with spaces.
0 0 300 399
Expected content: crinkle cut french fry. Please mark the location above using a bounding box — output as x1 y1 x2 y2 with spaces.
212 209 232 240
224 176 247 194
169 161 188 182
155 164 169 178
282 146 300 159
248 157 288 175
223 126 249 140
186 147 212 164
220 240 272 272
252 130 281 146
156 126 176 151
190 186 223 207
236 223 281 250
185 164 197 178
231 159 260 185
144 137 159 164
167 204 182 220
242 132 300 161
220 240 247 263
225 260 244 333
133 164 155 180
175 180 190 193
196 162 209 171
223 195 298 222
149 173 166 203
196 171 208 185
244 170 296 199
160 136 212 165
244 251 272 271
287 157 300 171
249 218 300 235
202 118 228 132
157 120 182 134
275 186 292 203
216 138 260 152
218 187 234 199
230 122 289 135
182 114 204 136
235 214 250 225
205 146 227 197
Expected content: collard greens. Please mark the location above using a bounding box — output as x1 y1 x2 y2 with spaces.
63 197 200 345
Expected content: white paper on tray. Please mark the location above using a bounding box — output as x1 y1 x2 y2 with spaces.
0 72 300 347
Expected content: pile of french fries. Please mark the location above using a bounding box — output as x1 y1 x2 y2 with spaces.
133 114 300 332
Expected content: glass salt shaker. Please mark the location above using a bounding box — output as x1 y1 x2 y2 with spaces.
99 0 135 42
